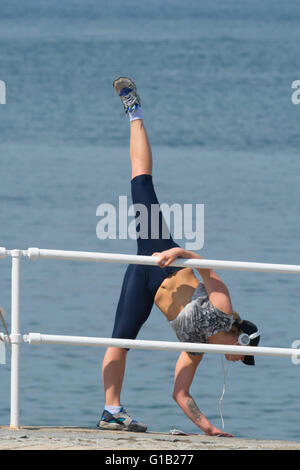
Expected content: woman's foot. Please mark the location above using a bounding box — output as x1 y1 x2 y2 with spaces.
97 407 147 432
113 77 141 114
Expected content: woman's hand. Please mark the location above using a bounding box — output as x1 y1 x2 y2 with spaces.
205 426 234 438
152 247 185 268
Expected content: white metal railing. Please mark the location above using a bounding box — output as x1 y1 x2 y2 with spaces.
1 246 300 429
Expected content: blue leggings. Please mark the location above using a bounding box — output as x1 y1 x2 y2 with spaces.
112 174 183 340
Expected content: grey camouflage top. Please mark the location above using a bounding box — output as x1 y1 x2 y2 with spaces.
169 282 234 354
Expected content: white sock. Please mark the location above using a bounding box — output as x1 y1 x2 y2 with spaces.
129 106 143 122
104 405 122 414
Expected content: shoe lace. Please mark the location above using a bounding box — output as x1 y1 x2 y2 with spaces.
121 92 138 109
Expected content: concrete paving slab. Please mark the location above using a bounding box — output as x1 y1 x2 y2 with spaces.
0 426 300 450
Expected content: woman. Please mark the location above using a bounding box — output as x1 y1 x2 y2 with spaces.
99 78 260 437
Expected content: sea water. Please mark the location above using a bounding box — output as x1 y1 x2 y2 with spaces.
0 0 300 441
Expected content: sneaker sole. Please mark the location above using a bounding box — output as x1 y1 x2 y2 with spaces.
113 77 137 95
97 420 147 433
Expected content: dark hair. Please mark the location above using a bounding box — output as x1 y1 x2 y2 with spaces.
231 312 260 366
230 311 243 333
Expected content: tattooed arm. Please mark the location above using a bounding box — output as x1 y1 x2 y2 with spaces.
173 352 234 437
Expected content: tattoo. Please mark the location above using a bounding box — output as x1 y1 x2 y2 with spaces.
186 397 203 422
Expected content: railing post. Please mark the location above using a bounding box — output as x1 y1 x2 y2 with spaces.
10 249 22 429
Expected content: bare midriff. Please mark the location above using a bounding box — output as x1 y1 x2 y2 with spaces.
154 268 199 321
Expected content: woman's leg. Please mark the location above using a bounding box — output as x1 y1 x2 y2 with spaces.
112 76 153 180
102 264 153 407
130 119 152 179
100 80 153 428
102 347 127 406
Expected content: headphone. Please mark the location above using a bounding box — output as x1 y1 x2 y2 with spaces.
238 330 260 346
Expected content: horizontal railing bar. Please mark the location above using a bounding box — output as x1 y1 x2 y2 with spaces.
25 248 300 274
23 333 300 359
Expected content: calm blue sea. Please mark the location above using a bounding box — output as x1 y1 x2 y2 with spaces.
1 0 300 442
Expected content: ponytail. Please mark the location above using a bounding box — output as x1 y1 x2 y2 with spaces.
232 311 242 324
230 311 243 335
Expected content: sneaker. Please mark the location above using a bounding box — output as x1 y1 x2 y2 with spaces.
97 407 147 432
113 77 141 114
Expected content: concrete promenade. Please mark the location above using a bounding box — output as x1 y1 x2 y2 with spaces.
0 426 300 450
